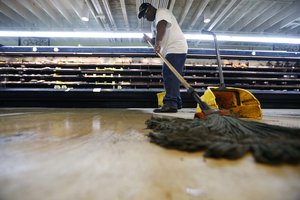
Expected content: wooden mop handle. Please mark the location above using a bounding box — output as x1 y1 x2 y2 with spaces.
145 40 190 90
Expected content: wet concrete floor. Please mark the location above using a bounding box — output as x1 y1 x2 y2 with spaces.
0 108 300 200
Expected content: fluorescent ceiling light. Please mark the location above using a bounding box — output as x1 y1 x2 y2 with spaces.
217 35 300 44
0 31 144 38
0 31 299 44
185 34 300 44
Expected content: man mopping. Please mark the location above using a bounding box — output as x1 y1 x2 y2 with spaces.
138 2 188 113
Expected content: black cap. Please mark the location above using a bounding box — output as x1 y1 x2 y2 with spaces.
138 3 150 19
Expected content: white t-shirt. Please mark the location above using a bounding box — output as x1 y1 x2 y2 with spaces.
152 8 188 56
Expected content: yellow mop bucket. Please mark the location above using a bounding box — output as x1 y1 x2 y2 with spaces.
197 30 262 119
197 86 262 119
158 88 262 119
157 91 166 107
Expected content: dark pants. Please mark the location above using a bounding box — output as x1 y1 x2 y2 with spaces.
162 53 187 109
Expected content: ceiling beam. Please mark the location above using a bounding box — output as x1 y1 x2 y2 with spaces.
49 0 74 25
189 0 210 30
179 0 194 26
120 0 130 30
19 0 57 27
220 0 257 31
0 13 16 28
70 0 100 29
85 0 104 29
264 11 300 33
102 0 117 30
208 0 240 31
168 0 176 11
151 0 159 8
211 0 243 31
285 25 300 34
160 0 169 8
1 0 43 26
136 0 143 30
278 24 298 34
199 0 226 31
163 0 170 9
253 1 300 32
241 2 291 32
34 0 64 27
228 1 270 32
0 1 24 25
90 0 110 30
68 0 87 24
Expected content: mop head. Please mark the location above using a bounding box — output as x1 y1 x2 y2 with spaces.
146 114 300 165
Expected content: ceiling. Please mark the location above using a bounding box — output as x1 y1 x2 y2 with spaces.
0 0 300 47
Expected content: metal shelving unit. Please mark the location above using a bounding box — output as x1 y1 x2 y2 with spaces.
0 46 300 108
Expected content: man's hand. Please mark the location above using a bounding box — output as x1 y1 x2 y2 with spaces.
143 33 159 53
155 42 161 53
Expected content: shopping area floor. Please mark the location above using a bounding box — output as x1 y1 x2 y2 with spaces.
0 108 299 200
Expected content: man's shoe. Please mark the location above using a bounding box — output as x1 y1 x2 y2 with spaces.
153 106 177 113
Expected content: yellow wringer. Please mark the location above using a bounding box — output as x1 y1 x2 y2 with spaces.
197 31 262 119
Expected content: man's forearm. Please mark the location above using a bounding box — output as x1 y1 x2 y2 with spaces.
156 20 167 45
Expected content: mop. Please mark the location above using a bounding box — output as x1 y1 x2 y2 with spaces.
144 35 300 165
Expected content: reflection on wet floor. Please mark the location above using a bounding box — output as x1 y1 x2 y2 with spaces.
0 108 300 200
0 108 151 138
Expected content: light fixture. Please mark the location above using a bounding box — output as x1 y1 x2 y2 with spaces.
203 5 211 24
185 33 300 44
0 31 299 44
0 31 144 38
203 18 211 24
216 35 300 44
81 16 89 22
81 2 89 22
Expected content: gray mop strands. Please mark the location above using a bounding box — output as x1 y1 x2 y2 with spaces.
146 114 300 165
